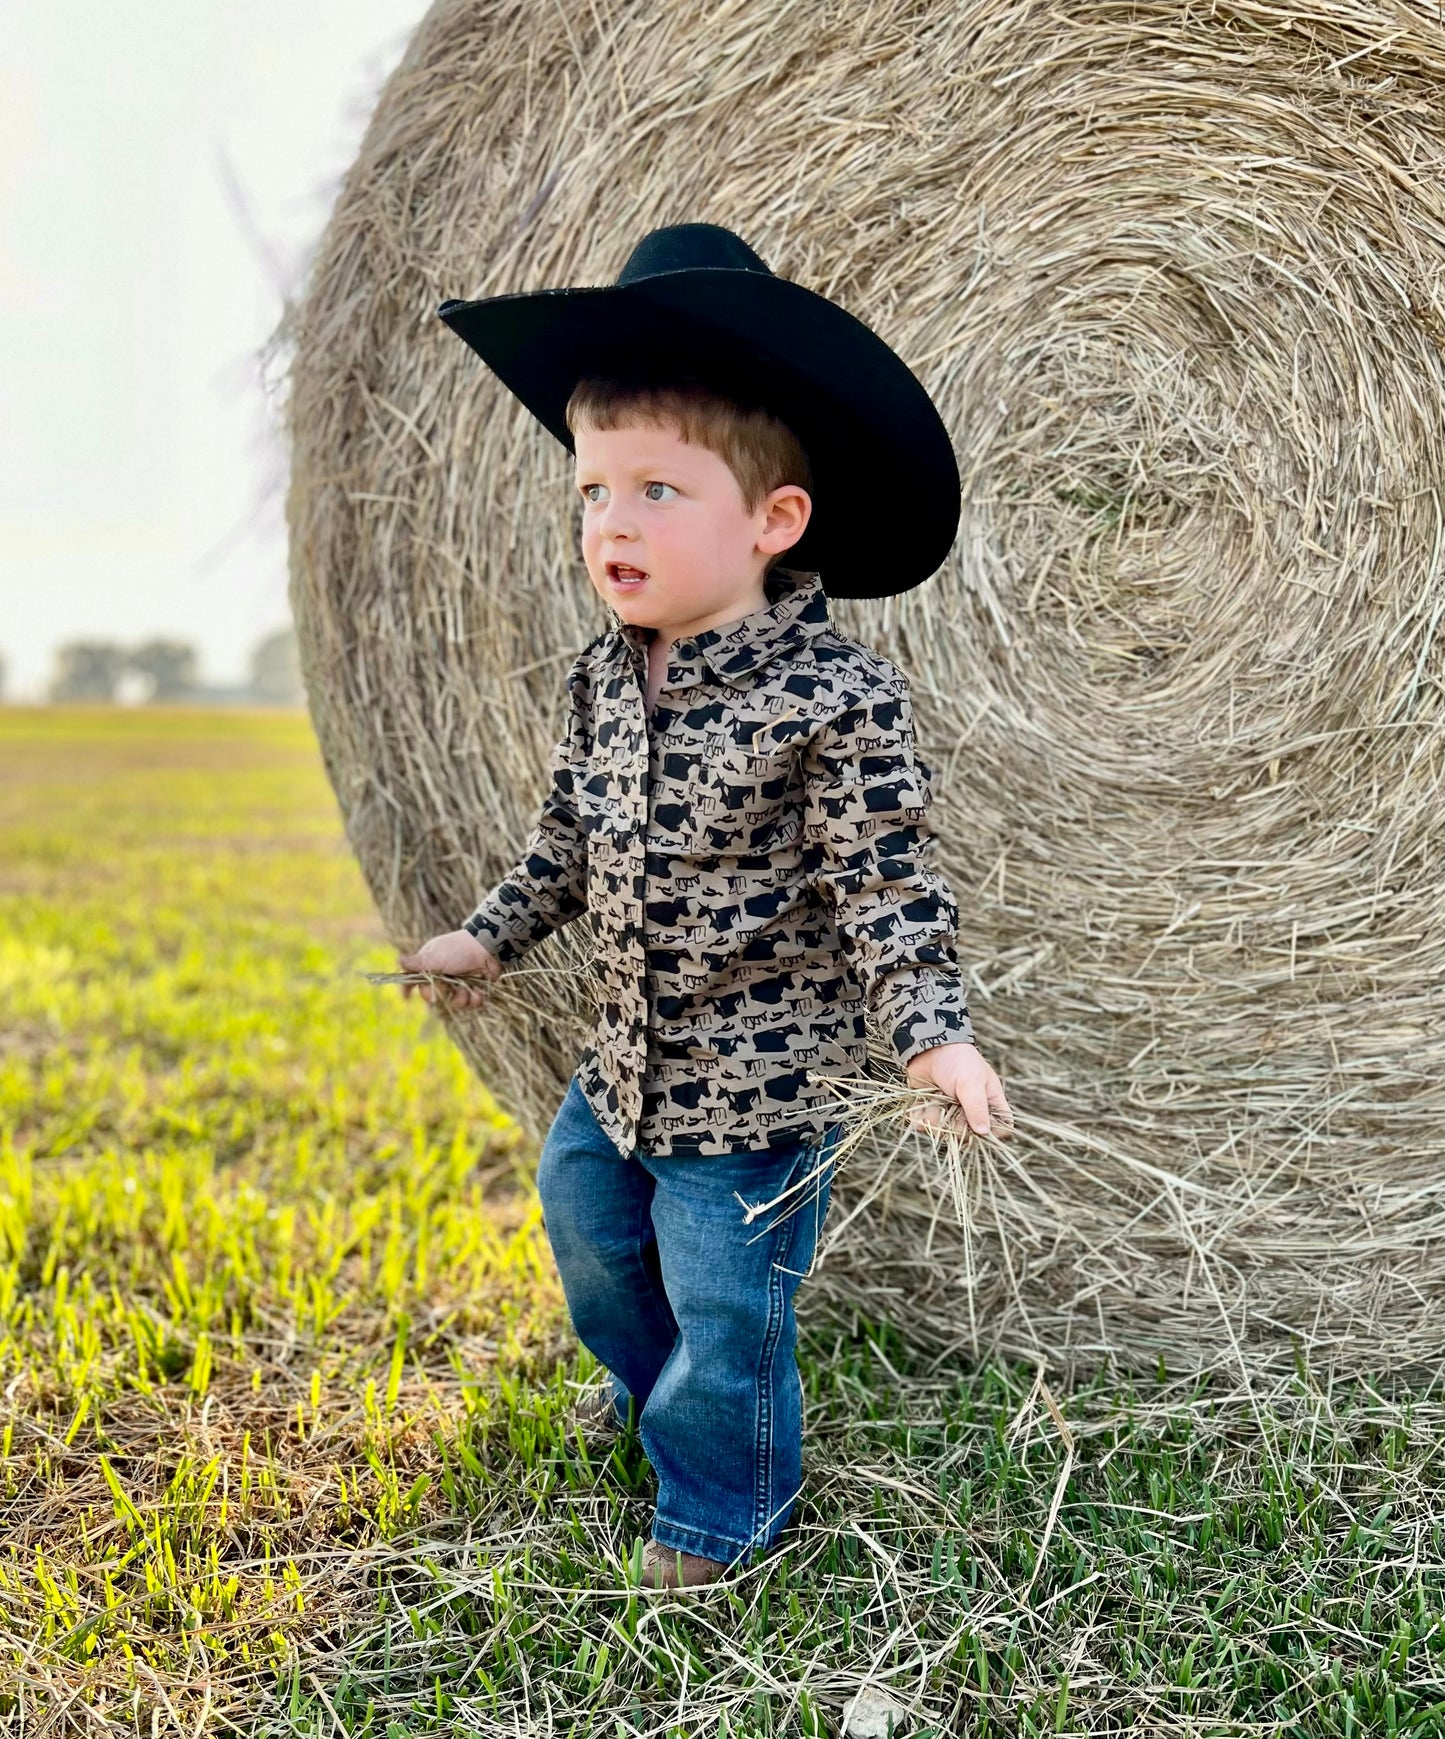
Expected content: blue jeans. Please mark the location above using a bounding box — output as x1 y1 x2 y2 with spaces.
536 1074 841 1565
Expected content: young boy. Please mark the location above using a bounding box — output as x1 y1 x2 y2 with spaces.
402 224 1013 1590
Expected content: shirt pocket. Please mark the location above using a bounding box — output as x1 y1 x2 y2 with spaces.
688 731 806 856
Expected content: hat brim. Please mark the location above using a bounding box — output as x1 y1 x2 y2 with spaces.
436 269 960 598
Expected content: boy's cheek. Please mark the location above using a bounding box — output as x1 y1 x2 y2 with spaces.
578 530 605 582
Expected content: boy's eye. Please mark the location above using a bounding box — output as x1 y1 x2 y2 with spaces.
644 482 678 502
580 483 608 504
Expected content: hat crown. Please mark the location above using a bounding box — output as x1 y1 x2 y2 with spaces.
617 223 771 286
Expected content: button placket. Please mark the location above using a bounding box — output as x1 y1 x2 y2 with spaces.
615 671 652 1139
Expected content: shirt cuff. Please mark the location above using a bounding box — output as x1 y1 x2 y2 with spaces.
872 964 976 1067
460 895 544 966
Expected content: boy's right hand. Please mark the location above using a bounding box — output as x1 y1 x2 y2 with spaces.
397 929 502 1010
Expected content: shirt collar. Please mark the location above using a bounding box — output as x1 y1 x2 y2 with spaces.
609 567 830 688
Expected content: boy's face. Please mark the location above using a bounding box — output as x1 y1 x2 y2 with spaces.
573 420 810 640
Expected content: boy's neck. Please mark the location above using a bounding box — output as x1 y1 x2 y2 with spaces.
637 575 773 662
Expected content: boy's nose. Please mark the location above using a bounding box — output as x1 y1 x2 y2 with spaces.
597 495 637 538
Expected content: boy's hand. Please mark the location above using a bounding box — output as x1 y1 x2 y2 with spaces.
397 930 502 1010
905 1041 1014 1139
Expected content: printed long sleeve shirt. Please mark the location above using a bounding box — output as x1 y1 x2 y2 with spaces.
462 566 975 1159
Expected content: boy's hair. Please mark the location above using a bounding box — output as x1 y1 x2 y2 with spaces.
564 367 814 518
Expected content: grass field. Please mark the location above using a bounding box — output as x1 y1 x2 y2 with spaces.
2 708 1443 1737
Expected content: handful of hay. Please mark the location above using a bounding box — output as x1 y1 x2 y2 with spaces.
288 0 1445 1379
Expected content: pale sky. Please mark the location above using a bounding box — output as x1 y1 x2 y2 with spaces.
0 1 430 699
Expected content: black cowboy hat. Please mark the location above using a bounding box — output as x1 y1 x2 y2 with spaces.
436 223 960 598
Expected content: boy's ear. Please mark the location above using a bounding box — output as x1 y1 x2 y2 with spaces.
756 484 812 557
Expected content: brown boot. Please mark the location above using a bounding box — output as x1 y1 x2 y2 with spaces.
637 1538 728 1590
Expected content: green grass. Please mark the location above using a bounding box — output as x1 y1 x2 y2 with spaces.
0 709 565 1727
2 708 1443 1736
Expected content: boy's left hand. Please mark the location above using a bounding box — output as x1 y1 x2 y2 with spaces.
905 1042 1014 1138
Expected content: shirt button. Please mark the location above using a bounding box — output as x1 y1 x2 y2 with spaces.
675 640 694 658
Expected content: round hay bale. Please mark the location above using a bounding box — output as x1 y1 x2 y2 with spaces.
286 0 1445 1381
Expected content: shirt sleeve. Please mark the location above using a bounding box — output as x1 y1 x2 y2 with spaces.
801 664 975 1067
460 656 591 965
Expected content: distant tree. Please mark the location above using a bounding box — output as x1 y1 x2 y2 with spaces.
128 639 199 702
50 642 127 703
249 627 304 706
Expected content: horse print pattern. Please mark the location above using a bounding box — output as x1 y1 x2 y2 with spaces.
462 566 975 1160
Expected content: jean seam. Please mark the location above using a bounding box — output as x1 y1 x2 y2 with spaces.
797 1129 837 1280
751 1165 799 1551
758 1133 835 1548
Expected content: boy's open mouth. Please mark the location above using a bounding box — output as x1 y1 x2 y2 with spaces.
607 563 649 588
